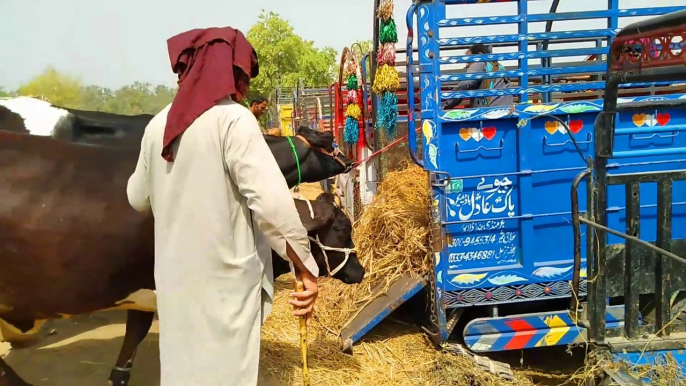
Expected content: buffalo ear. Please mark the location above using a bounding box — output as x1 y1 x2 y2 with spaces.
316 192 336 206
297 126 334 151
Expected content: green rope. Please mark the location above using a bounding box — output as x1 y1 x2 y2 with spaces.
286 136 302 187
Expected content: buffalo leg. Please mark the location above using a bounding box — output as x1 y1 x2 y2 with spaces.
108 310 155 386
0 358 31 386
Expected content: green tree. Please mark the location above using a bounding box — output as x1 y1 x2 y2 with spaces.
351 40 374 63
17 67 83 107
78 85 113 111
0 87 13 97
148 84 177 113
349 40 374 83
101 82 176 115
247 11 337 101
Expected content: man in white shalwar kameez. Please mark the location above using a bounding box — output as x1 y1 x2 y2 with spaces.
126 27 319 386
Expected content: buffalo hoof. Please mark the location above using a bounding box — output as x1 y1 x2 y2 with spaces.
108 368 131 386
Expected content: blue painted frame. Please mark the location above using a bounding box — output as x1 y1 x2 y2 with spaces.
406 0 686 347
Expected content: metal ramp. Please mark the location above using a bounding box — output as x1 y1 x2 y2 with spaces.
339 275 426 353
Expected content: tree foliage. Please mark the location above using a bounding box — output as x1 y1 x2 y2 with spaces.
16 66 83 107
247 11 337 101
7 67 177 115
351 40 374 63
3 13 337 119
0 87 13 98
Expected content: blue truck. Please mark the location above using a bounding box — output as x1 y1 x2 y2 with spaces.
343 0 686 382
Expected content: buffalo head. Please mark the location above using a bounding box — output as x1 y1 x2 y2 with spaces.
297 192 364 284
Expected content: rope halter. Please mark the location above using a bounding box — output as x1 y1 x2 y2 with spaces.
295 196 355 277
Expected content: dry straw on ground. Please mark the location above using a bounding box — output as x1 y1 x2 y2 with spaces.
261 275 535 386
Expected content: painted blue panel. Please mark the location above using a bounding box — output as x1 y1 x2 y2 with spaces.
435 101 686 293
411 0 686 297
613 351 686 381
441 0 537 4
439 30 616 47
463 308 626 352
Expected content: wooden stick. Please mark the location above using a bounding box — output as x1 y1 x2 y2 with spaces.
295 280 311 386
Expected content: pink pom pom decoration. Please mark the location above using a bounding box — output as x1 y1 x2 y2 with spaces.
376 43 396 66
346 90 358 104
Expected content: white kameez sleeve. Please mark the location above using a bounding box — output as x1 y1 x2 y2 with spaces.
223 113 319 277
127 131 151 212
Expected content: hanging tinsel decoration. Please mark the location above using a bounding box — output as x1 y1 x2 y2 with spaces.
343 53 361 145
345 60 357 77
372 0 399 139
346 90 358 104
346 74 358 91
379 19 398 44
372 65 400 95
344 116 359 144
345 103 362 120
375 92 398 139
377 0 394 21
377 43 396 66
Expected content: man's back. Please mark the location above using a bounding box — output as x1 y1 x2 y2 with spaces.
142 100 259 273
139 99 266 385
467 61 513 107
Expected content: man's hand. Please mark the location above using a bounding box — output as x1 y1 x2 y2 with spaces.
289 270 318 326
285 242 319 326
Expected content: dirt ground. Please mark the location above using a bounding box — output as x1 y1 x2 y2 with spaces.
0 311 282 385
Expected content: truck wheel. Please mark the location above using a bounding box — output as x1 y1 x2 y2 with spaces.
639 291 686 325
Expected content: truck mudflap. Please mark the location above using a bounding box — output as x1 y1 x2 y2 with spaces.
339 275 426 353
463 306 626 352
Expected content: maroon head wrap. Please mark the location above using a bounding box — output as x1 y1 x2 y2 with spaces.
162 27 259 161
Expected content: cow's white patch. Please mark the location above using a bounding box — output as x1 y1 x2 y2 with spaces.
0 96 72 136
107 289 158 313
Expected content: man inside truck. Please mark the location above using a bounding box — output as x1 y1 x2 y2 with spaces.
443 44 513 109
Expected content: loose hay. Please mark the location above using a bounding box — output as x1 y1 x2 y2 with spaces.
261 275 534 386
566 346 686 386
317 161 432 331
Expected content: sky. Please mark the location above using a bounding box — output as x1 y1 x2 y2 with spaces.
0 0 682 90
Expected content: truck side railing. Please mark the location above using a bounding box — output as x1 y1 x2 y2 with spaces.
571 9 686 347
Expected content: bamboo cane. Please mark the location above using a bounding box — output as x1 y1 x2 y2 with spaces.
295 280 311 386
